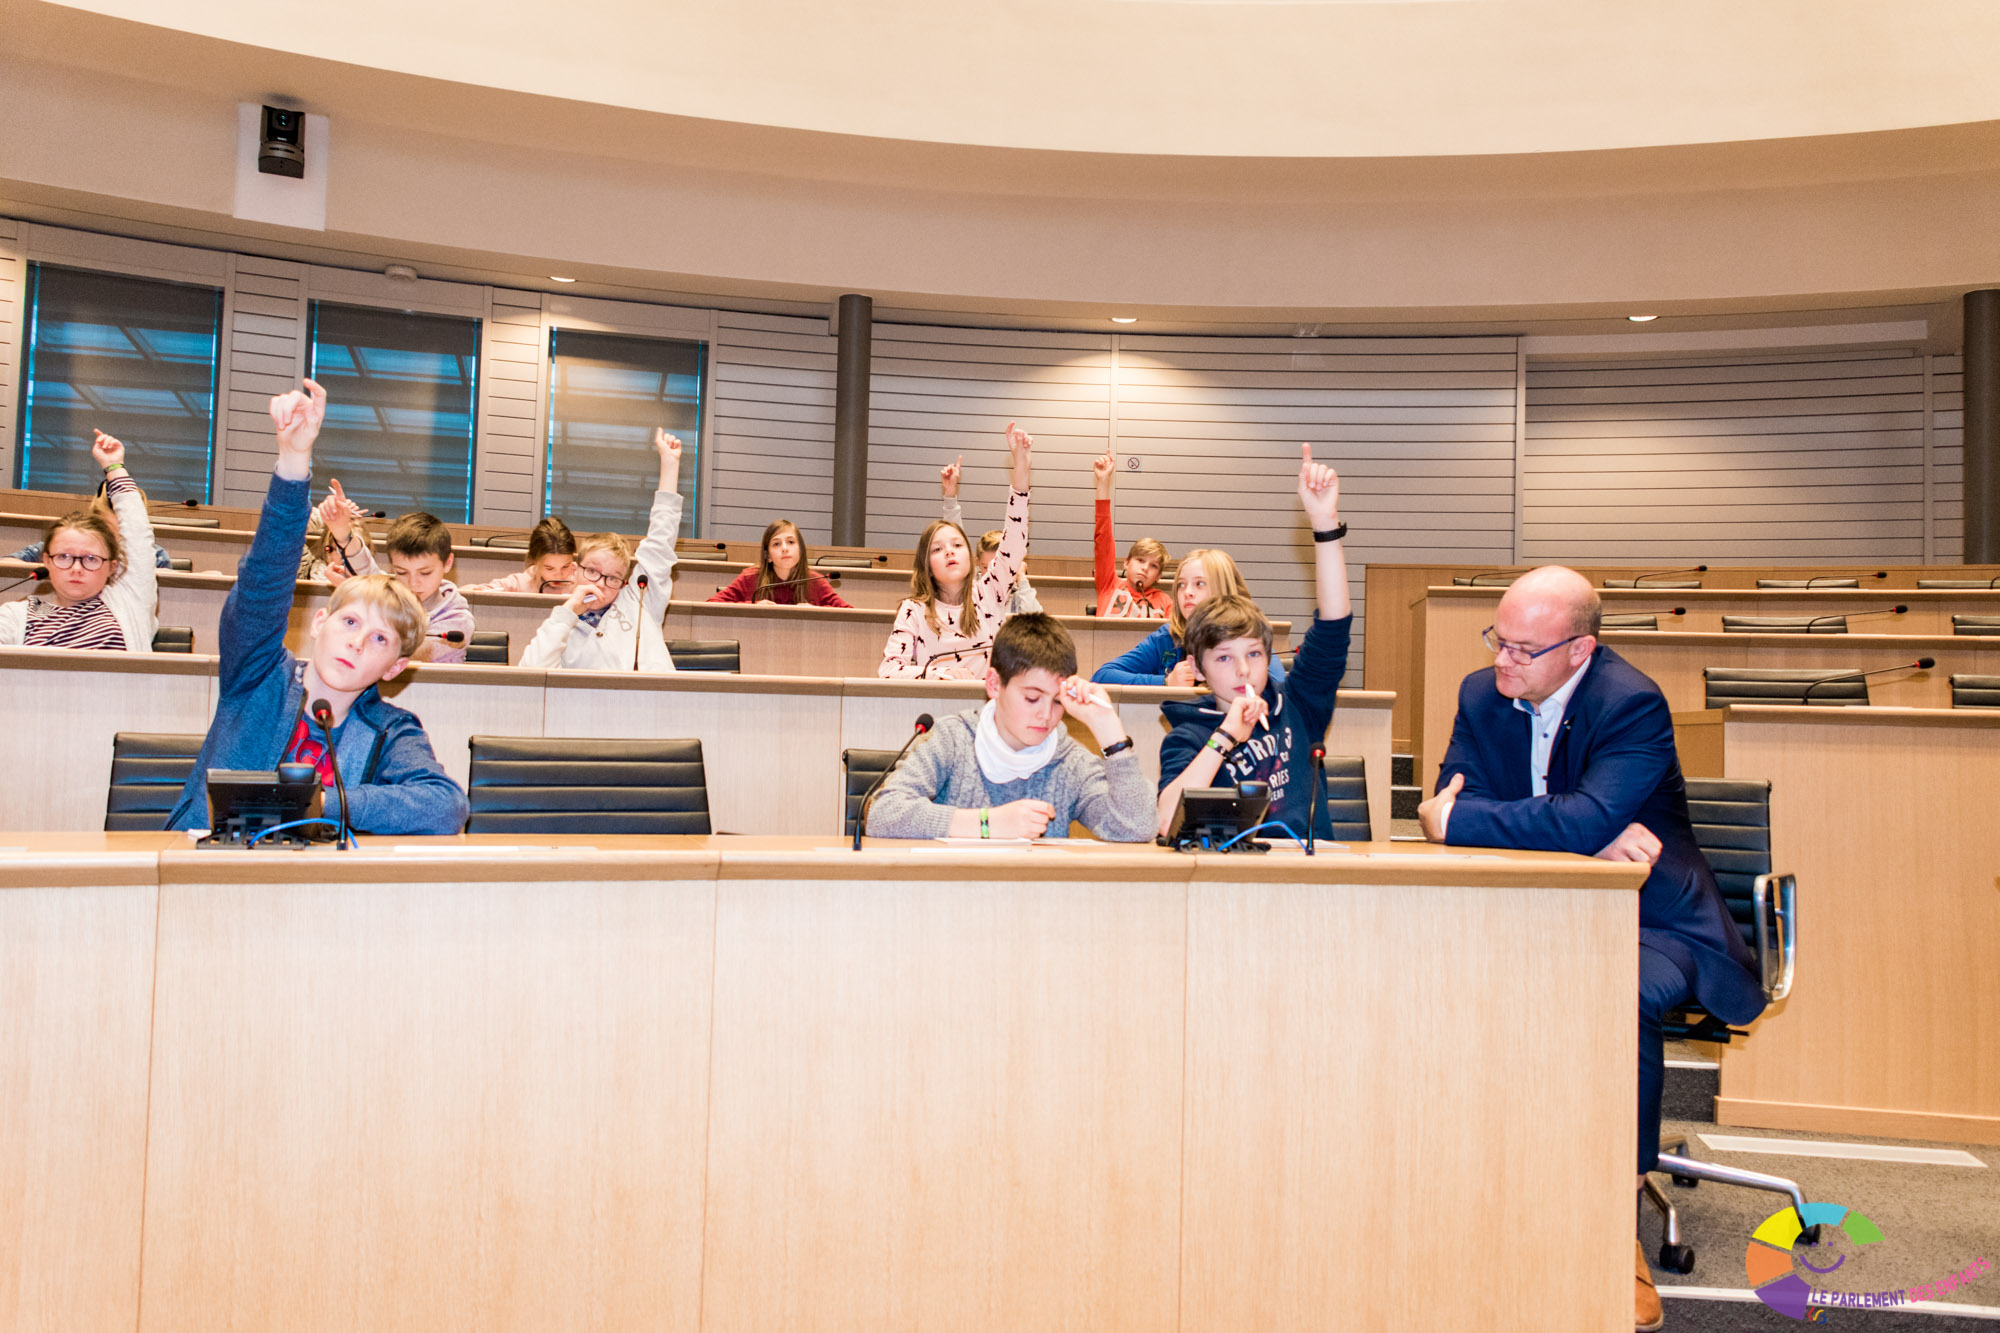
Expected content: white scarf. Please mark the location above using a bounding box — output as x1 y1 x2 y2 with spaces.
974 701 1062 784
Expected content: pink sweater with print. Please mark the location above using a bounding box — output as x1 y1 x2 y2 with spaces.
878 488 1029 679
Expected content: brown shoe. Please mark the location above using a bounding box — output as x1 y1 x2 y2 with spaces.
1635 1237 1665 1331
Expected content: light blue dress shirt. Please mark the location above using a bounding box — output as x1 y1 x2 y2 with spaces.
1510 657 1591 796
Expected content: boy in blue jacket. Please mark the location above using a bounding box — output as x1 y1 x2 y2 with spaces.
166 380 469 836
1155 444 1350 839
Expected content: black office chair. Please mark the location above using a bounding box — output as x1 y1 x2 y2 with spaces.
1602 579 1701 590
166 557 193 571
1642 778 1804 1273
1917 577 2000 589
843 748 904 838
477 533 531 549
1756 577 1857 589
1950 674 2000 708
104 732 204 830
1452 574 1516 587
667 639 741 672
1951 614 2000 637
1720 615 1845 635
150 625 194 653
465 736 710 834
1600 613 1661 631
464 631 510 664
1321 755 1371 842
1702 667 1867 709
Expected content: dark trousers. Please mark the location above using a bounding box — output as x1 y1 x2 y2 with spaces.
1639 942 1696 1174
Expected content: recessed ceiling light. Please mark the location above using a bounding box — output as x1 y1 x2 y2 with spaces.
1110 316 1138 324
1627 314 1659 322
550 275 578 283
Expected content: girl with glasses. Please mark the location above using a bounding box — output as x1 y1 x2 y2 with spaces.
0 429 159 652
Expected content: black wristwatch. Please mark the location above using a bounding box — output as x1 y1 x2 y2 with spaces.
1312 522 1348 543
1101 737 1134 757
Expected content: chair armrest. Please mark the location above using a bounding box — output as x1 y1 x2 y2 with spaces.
1752 872 1797 1002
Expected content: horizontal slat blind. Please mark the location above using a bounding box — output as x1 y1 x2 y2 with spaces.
1932 354 1964 558
217 256 307 508
1522 350 1929 562
708 312 838 543
0 219 24 487
474 290 544 528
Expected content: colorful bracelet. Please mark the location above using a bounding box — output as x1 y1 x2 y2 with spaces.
1101 737 1134 757
979 808 991 839
1205 732 1234 756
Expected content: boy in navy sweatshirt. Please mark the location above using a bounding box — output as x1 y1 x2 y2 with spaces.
1155 444 1352 839
166 379 468 836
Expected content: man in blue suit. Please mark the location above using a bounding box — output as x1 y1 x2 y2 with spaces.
1420 566 1763 1332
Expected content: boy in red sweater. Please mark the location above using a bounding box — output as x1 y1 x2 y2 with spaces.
1092 451 1171 618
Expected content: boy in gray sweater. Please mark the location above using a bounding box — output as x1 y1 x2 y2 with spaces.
865 613 1155 841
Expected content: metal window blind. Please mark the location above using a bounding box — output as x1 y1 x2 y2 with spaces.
545 328 703 535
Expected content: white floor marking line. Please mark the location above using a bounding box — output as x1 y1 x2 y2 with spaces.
1696 1133 1987 1168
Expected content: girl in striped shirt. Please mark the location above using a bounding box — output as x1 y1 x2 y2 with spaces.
0 430 159 652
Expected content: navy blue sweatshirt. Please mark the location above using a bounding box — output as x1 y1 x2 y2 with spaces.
1157 613 1351 840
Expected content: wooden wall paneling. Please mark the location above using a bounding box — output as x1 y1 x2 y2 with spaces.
216 256 308 509
701 862 1187 1333
138 852 718 1333
472 289 546 527
1932 354 1965 558
0 218 24 485
0 851 159 1333
708 312 838 544
1179 866 1636 1332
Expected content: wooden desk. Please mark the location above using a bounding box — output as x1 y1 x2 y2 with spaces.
1418 585 2000 789
1709 706 2000 1144
0 650 1391 839
0 835 1641 1333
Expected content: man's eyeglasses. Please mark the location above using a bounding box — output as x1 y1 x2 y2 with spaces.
1482 626 1578 666
47 551 109 571
578 567 628 591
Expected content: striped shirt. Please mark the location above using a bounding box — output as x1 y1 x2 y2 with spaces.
21 594 128 650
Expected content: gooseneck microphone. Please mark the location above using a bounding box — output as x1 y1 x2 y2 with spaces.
1629 565 1707 585
0 565 50 596
1305 746 1326 857
1805 605 1907 631
1799 658 1935 703
308 698 355 850
631 571 650 671
853 714 935 850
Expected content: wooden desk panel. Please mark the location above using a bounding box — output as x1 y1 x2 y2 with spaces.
1715 707 2000 1144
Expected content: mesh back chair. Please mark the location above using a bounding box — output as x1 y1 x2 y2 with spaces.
477 533 531 549
1918 577 2000 589
1451 574 1515 587
1601 578 1702 590
1600 613 1660 631
464 631 510 664
1703 667 1866 709
465 736 710 834
1720 615 1845 635
150 625 194 653
1951 674 2000 708
1642 778 1804 1273
1952 614 2000 637
667 639 741 672
167 557 193 571
1756 577 1857 589
843 748 903 838
104 732 204 830
1322 755 1371 842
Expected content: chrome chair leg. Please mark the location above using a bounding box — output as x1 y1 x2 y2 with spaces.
1640 1145 1812 1275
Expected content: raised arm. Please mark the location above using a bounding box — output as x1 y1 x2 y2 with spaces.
221 381 326 695
632 429 685 612
939 455 964 531
91 430 157 627
1297 443 1351 621
973 423 1033 618
1092 451 1118 606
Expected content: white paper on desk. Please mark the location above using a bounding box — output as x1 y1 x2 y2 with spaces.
1359 851 1512 863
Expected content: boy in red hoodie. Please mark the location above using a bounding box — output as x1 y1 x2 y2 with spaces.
1092 450 1171 619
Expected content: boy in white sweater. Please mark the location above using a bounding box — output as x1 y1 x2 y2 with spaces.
520 429 683 672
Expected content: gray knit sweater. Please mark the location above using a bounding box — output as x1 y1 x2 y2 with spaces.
864 708 1157 842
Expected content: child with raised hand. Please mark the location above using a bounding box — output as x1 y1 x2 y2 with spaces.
865 612 1154 842
312 504 476 664
0 429 159 652
164 380 468 836
939 453 1041 615
520 428 684 672
1154 444 1351 840
1089 546 1286 688
460 517 578 596
300 478 374 584
708 518 851 606
1091 450 1170 619
879 423 1034 679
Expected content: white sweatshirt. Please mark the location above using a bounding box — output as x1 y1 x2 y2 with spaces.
0 469 160 651
520 489 682 672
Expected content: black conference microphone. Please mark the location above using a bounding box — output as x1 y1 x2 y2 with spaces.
1802 573 1886 588
1304 746 1326 857
0 564 50 596
631 571 650 670
1458 569 1516 586
1629 565 1707 585
853 713 936 850
1799 657 1935 704
1804 605 1907 631
307 698 355 850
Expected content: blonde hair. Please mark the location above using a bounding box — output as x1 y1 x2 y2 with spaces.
327 575 428 658
42 509 125 584
1167 548 1251 644
908 519 980 637
576 532 634 574
1128 536 1168 568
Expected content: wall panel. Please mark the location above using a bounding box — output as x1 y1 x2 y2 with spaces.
0 219 22 486
216 255 307 509
1932 354 1965 559
474 289 545 528
708 312 838 544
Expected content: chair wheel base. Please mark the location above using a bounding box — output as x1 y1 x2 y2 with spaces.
1659 1243 1696 1274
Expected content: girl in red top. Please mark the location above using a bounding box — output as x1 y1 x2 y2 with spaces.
1092 450 1171 618
708 518 852 607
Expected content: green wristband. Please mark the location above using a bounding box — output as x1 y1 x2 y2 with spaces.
979 808 990 839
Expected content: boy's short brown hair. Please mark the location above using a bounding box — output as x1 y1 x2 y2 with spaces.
385 512 454 562
326 574 428 659
1182 594 1274 675
989 612 1077 683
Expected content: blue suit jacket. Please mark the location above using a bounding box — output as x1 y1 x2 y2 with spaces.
1437 646 1765 1026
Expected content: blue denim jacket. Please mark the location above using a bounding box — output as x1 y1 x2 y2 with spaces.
164 473 468 834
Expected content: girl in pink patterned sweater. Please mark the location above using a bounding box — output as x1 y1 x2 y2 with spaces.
878 422 1035 679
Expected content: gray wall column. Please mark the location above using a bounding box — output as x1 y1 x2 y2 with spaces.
832 293 873 547
1965 289 2000 564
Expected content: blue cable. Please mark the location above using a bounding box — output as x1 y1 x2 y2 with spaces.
1216 819 1309 853
246 817 345 848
